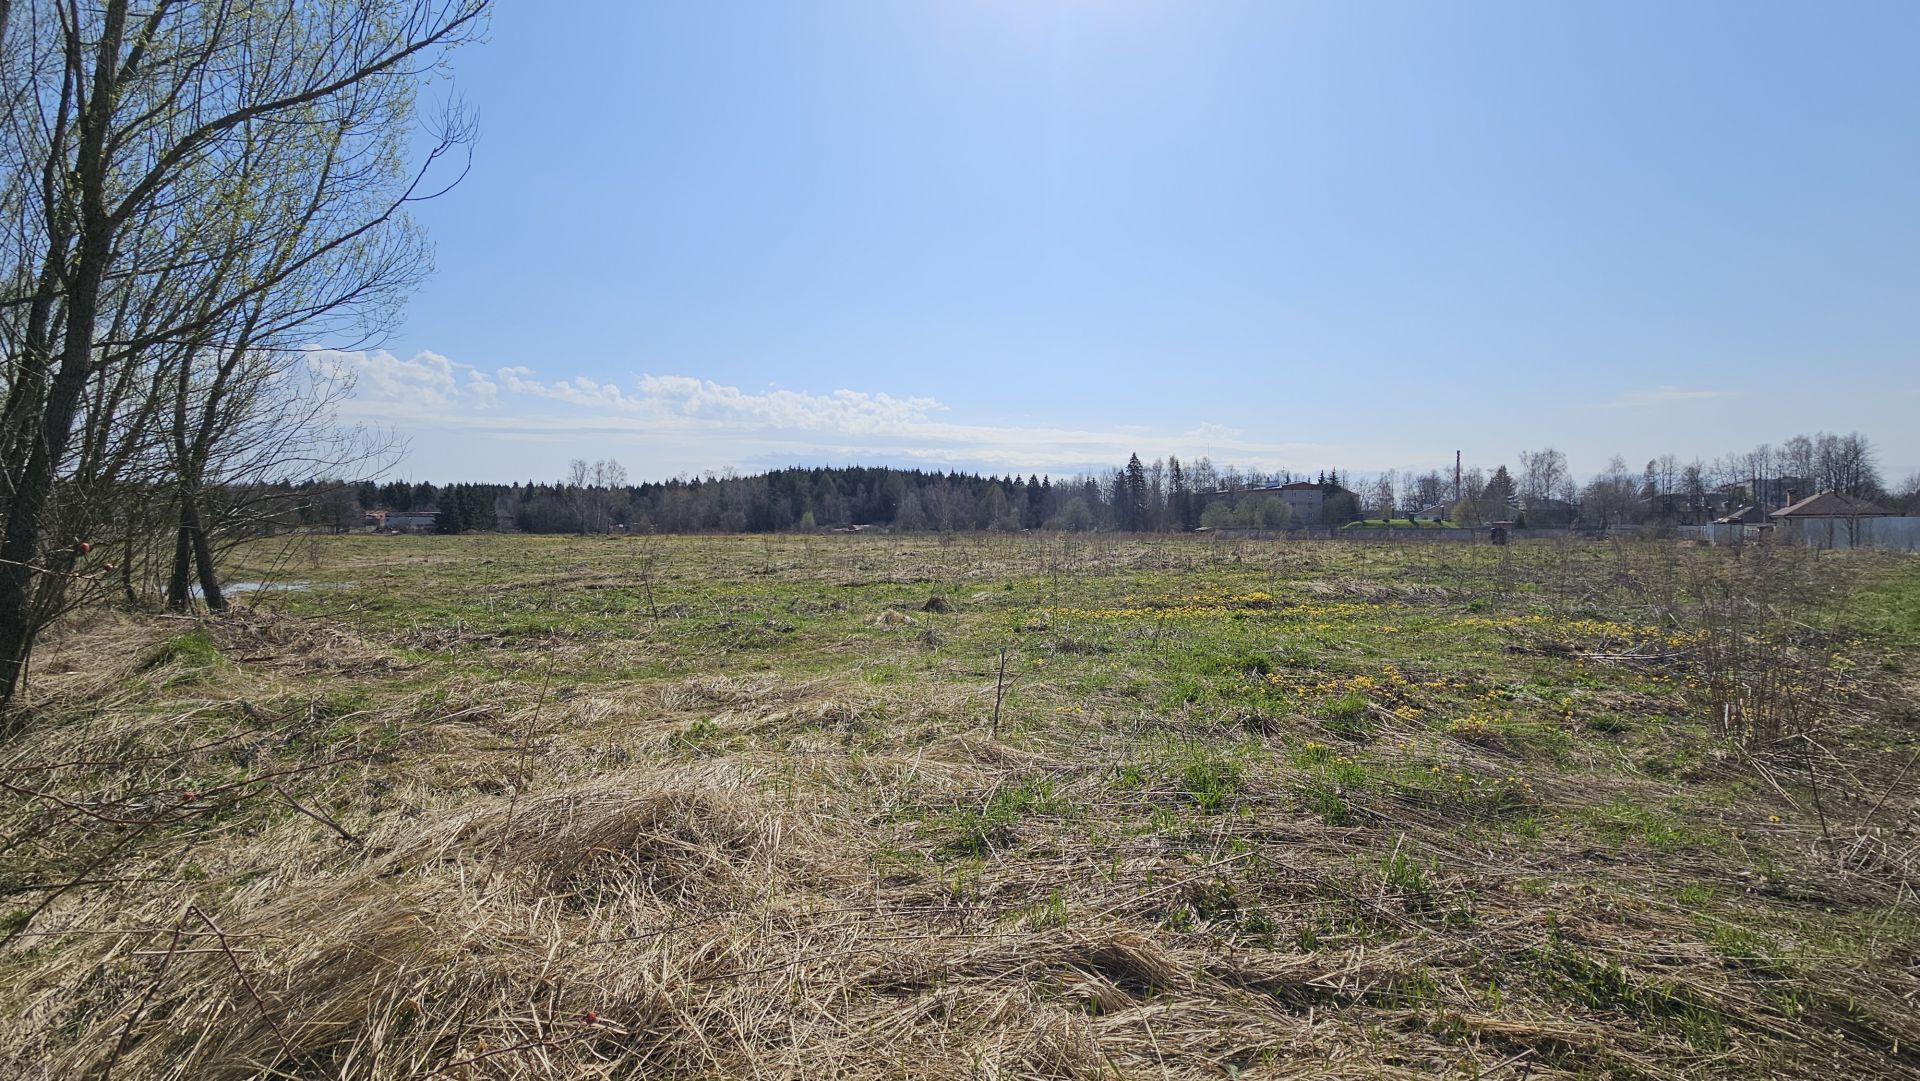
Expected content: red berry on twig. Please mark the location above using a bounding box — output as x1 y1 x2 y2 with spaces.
75 541 92 555
582 1010 599 1024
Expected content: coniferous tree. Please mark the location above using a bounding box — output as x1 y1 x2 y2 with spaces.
1483 466 1517 520
1167 456 1191 532
1124 454 1148 532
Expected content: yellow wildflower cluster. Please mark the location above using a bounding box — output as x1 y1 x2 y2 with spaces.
1453 611 1691 645
1453 613 1557 631
1266 671 1381 696
1261 663 1450 720
1447 716 1493 737
1446 713 1512 738
1294 740 1362 769
1426 762 1535 800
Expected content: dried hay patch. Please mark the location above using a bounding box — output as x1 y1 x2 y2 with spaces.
642 672 833 712
924 731 1059 771
397 767 788 908
1298 578 1453 605
18 610 172 701
209 607 419 678
16 881 460 1081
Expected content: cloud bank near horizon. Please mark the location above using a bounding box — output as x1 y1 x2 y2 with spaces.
312 349 1906 486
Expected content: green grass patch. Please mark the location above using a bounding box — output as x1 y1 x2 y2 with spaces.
142 628 224 672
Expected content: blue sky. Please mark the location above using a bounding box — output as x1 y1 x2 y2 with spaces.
336 0 1920 485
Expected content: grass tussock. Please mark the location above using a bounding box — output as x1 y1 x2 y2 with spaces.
417 771 787 905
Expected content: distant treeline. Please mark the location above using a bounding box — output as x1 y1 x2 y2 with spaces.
333 429 1920 537
351 457 1356 535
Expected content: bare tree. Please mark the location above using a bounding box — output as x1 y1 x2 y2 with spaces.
1412 470 1446 510
562 457 628 533
1580 455 1639 528
1812 432 1880 497
1450 466 1489 525
1643 454 1679 496
1517 448 1573 508
1369 472 1395 520
1781 434 1815 485
1681 460 1709 521
0 0 490 718
1893 473 1920 516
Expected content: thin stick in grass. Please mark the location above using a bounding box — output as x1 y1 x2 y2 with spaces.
991 647 1010 737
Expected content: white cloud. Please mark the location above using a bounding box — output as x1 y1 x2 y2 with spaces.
308 348 476 412
312 348 1358 480
1590 385 1736 409
632 375 945 433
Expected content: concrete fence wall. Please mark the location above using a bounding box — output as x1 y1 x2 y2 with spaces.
1782 516 1920 551
1681 518 1920 552
1214 526 1621 544
1211 527 1488 542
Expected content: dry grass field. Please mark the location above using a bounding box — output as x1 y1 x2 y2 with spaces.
3 532 1918 1080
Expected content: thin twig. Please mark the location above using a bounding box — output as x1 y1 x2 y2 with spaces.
270 781 363 846
189 905 296 1065
1858 746 1920 830
990 647 1009 737
102 906 192 1081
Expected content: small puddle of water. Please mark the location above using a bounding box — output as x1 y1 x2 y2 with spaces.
188 580 312 598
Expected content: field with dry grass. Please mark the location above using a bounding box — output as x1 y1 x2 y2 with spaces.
3 531 1918 1080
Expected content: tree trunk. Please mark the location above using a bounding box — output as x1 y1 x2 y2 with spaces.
0 2 130 720
120 530 138 606
189 501 224 611
0 325 107 715
167 521 194 610
165 494 224 611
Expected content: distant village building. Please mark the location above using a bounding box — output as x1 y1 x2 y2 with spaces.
1770 491 1891 547
1705 503 1772 544
1274 481 1327 526
1715 476 1809 513
363 509 439 532
1198 480 1360 528
1750 476 1809 509
1521 497 1578 528
1268 481 1361 527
